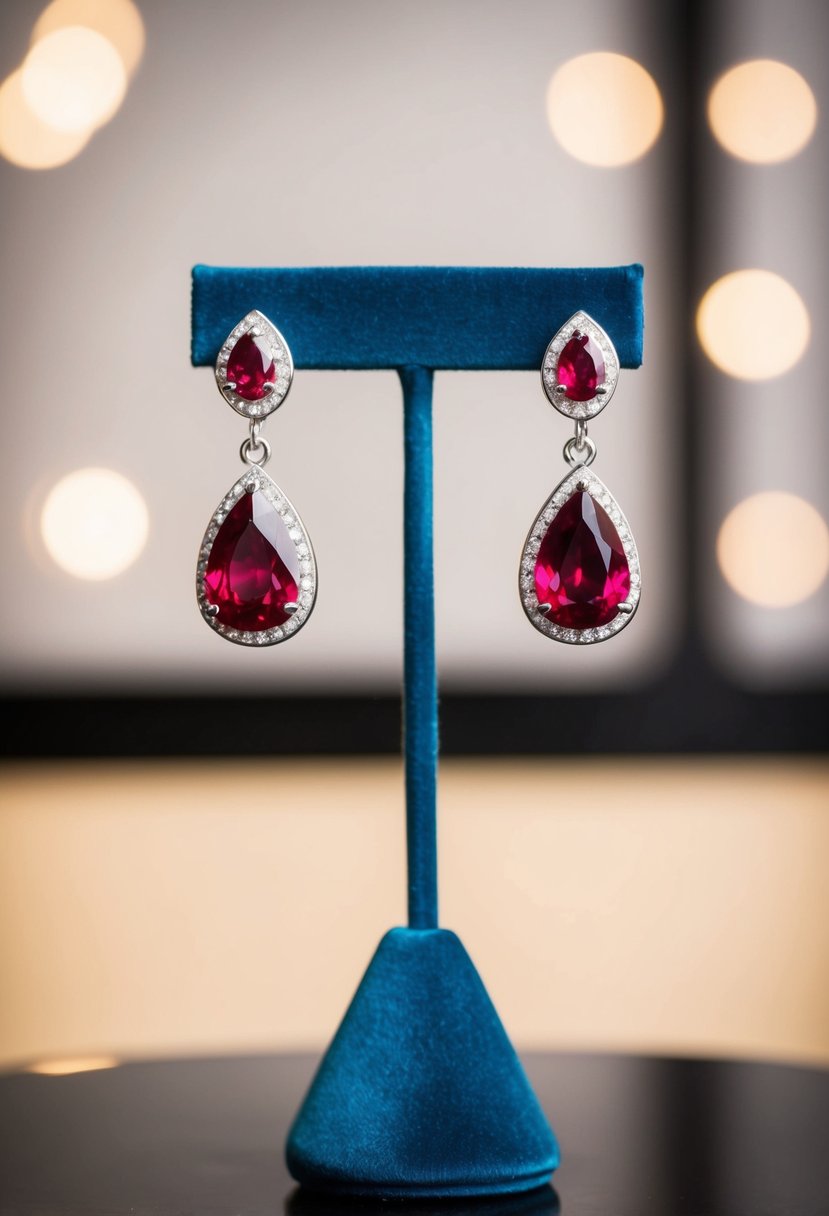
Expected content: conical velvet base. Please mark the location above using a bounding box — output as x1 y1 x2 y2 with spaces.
286 928 559 1197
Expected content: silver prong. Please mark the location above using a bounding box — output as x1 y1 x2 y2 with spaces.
554 384 567 394
245 480 259 494
261 382 275 392
251 326 262 336
283 602 299 615
617 602 633 614
595 387 606 395
222 381 237 394
205 604 220 618
537 603 552 614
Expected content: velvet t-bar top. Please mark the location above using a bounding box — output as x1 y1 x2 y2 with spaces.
191 264 644 370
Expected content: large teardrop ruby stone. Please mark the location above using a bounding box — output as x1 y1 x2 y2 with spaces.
204 490 300 631
534 491 630 628
557 333 605 401
226 333 276 401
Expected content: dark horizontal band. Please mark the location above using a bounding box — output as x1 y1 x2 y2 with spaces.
2 682 825 758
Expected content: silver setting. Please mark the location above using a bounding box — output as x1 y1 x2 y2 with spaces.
519 465 640 645
197 466 318 648
564 433 597 468
215 310 294 421
240 419 272 467
541 311 619 421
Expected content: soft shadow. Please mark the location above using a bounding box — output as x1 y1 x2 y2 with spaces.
286 1183 560 1216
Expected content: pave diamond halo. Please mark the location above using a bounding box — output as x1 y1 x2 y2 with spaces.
197 466 317 646
215 309 294 420
519 464 640 645
541 310 619 420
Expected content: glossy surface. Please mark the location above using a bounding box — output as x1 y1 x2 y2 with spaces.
204 490 300 631
534 491 630 628
556 332 605 400
1 1052 828 1214
226 332 277 400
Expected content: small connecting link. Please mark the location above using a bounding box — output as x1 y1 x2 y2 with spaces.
563 430 597 468
240 418 272 466
562 418 596 468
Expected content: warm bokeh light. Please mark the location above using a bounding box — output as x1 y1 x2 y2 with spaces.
41 468 149 580
21 26 127 134
27 1055 120 1076
717 492 829 608
696 270 809 379
0 69 89 168
32 0 145 79
546 52 663 167
708 59 817 164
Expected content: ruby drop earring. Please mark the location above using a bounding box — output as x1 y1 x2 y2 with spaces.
519 312 640 643
196 311 317 645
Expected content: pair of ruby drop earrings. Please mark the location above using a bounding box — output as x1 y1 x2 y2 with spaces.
196 310 639 647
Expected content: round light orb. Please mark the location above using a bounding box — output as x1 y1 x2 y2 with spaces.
546 52 664 167
717 492 829 608
0 69 89 168
696 270 809 380
32 0 145 78
27 1055 120 1076
41 467 149 580
21 26 127 134
708 59 817 164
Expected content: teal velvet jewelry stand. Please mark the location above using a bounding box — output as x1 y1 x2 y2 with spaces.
191 264 644 1198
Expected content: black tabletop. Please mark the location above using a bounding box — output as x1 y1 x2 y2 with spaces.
1 1052 828 1216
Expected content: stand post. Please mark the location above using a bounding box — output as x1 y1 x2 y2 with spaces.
400 366 438 930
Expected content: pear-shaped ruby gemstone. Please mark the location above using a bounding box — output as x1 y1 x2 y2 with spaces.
557 332 605 401
226 332 276 401
204 490 300 631
534 491 630 628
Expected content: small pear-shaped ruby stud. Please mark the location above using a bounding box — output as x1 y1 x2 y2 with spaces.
556 333 606 402
226 332 277 401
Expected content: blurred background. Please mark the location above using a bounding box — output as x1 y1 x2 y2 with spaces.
0 0 827 1075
